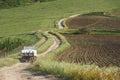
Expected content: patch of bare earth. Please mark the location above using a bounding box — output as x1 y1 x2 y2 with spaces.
57 34 120 67
65 16 120 30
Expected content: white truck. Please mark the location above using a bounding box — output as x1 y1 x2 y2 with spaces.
21 46 37 62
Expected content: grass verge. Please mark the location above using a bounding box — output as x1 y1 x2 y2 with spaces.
0 58 18 68
50 29 78 34
37 32 54 54
31 32 120 80
34 32 47 48
90 30 120 35
0 53 19 68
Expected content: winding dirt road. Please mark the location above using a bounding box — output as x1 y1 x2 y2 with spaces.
0 33 61 80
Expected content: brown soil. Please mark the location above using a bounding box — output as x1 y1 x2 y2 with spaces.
57 34 120 67
65 16 120 30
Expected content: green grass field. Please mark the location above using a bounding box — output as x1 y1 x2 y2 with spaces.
0 0 120 36
0 0 120 79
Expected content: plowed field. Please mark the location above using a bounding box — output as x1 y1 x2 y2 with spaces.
66 16 120 30
57 34 120 67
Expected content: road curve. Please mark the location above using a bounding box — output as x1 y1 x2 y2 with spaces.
0 33 61 80
57 14 80 29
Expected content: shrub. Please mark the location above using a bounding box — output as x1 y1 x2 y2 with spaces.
0 0 34 9
0 0 56 9
35 0 55 2
0 37 25 51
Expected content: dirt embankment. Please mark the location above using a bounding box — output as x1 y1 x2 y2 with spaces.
0 34 61 80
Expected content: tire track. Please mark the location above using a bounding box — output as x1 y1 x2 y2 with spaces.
0 33 61 80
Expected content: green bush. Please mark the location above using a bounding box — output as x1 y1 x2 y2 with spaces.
0 0 34 9
20 0 34 5
38 0 55 2
0 0 8 9
0 37 25 51
0 34 38 52
0 0 56 9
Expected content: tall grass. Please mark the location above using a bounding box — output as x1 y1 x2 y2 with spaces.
36 32 54 53
0 58 18 68
0 32 49 68
0 34 38 53
43 31 71 60
0 53 19 68
0 37 25 51
34 32 47 47
32 32 120 80
90 30 120 35
109 8 120 16
32 60 120 80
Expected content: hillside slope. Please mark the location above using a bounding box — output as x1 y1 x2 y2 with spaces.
0 0 120 36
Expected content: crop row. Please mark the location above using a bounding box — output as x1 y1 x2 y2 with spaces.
65 15 120 31
57 34 120 67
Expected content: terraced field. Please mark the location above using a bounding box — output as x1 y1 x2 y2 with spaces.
57 34 120 67
66 15 120 30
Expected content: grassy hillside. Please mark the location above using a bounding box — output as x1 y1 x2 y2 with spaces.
0 34 38 58
0 0 34 9
0 0 55 9
0 0 120 36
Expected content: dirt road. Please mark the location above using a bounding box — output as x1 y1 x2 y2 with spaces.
0 34 61 80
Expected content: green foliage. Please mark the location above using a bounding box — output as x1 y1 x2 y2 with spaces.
32 32 71 78
36 0 55 2
17 34 39 45
44 31 71 60
32 32 120 80
91 30 120 35
37 32 54 53
0 32 44 68
0 0 120 36
57 29 78 34
0 34 38 52
0 0 34 9
77 27 91 34
20 0 34 4
111 8 120 13
34 32 46 48
0 0 56 9
2 0 20 7
0 58 18 67
0 37 25 51
8 53 20 59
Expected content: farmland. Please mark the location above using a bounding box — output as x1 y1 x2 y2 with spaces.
60 10 120 67
57 34 120 67
0 0 120 80
65 14 120 30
